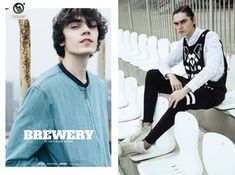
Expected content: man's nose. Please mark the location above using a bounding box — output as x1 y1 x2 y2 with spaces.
178 23 183 30
81 23 91 35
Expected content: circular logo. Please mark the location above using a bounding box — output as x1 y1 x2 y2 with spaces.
13 3 25 14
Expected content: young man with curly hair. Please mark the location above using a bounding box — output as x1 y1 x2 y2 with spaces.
6 8 111 167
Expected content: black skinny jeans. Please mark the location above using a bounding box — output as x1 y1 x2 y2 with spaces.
143 69 225 144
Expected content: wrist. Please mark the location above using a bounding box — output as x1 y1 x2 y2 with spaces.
182 86 191 94
167 73 175 79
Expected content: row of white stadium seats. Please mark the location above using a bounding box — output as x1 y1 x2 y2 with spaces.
138 112 235 175
118 71 235 174
118 29 186 75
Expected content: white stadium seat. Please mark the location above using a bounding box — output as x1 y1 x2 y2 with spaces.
202 132 235 175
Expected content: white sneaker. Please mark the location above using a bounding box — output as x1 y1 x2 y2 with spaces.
121 121 151 143
119 141 148 157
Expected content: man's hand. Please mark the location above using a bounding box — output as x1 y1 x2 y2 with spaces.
168 87 191 108
167 73 183 92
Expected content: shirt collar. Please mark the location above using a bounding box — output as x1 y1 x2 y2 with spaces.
58 62 89 88
185 27 204 46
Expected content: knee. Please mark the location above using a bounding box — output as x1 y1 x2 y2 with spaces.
146 69 161 83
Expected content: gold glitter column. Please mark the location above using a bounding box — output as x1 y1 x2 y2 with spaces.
98 40 105 79
18 19 31 104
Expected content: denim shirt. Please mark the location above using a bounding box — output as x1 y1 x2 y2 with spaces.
6 63 111 167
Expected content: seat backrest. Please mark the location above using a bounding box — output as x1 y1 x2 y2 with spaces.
129 32 139 55
158 38 170 59
124 77 138 103
225 54 235 90
225 88 235 100
138 34 149 58
202 132 235 175
118 70 124 85
174 112 203 175
147 36 159 61
137 85 145 119
122 30 132 53
118 70 128 108
152 96 169 124
174 112 199 155
118 29 124 53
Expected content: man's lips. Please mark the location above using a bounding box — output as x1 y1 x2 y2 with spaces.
80 39 93 43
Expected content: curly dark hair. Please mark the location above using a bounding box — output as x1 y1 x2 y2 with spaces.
52 8 108 58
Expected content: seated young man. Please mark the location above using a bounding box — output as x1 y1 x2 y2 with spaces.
119 5 227 156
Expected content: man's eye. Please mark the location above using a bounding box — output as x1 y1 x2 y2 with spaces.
70 24 81 29
71 25 78 28
88 21 97 28
174 22 179 26
69 22 82 29
181 19 187 24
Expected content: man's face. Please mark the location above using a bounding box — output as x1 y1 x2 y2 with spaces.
62 17 98 57
173 12 195 38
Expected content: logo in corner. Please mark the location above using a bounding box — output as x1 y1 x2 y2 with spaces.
13 2 25 14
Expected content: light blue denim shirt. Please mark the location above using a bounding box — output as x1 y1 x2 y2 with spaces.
6 63 111 167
